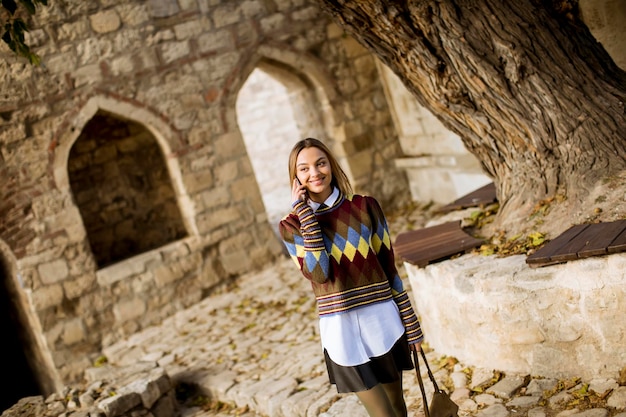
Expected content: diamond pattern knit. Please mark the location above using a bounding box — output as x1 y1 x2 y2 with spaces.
279 192 423 345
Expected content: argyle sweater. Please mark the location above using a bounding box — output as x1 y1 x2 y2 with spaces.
278 192 423 345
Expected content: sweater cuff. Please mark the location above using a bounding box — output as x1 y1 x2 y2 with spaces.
292 200 325 251
394 291 424 344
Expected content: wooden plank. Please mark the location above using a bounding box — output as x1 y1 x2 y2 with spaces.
578 221 626 258
436 182 497 213
395 224 463 261
404 235 482 267
396 229 465 253
395 221 459 247
395 221 484 267
549 224 610 263
401 219 626 270
526 224 588 267
395 222 462 255
607 225 626 253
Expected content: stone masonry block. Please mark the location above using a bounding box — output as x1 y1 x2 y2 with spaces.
122 367 171 409
31 283 64 310
259 13 285 33
174 18 206 40
183 170 214 194
96 250 162 286
56 20 91 42
114 297 147 323
0 123 26 144
196 207 241 234
214 132 246 160
213 4 243 28
116 4 150 26
153 263 183 288
38 259 69 284
90 10 121 34
97 391 142 416
73 63 103 87
160 40 190 64
293 6 320 21
220 250 253 276
150 390 178 417
62 317 86 345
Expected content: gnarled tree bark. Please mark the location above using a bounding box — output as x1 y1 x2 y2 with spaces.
315 0 626 238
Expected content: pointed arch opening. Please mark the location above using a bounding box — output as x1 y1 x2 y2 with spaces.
67 110 188 268
235 59 328 232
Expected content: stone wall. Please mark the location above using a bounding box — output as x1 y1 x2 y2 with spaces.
378 62 492 204
1 0 624 401
407 252 626 381
0 0 409 393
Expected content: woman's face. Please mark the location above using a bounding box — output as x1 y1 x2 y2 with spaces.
295 146 333 203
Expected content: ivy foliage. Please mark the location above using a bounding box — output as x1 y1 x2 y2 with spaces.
1 0 48 65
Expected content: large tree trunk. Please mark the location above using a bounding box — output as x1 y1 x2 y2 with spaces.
315 0 626 238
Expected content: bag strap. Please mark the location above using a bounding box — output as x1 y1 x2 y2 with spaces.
413 350 431 417
420 349 442 393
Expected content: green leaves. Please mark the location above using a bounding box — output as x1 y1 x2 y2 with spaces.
1 0 48 65
2 0 19 15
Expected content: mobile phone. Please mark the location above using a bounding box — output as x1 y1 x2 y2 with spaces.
295 178 308 198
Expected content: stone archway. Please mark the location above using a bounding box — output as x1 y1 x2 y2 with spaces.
228 43 352 236
235 59 328 234
67 110 188 268
53 95 199 269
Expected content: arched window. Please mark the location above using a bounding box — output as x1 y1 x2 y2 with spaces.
68 111 187 268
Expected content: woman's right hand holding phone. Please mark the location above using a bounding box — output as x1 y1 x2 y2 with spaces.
292 178 308 204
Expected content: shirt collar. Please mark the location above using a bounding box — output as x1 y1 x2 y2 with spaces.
310 187 339 212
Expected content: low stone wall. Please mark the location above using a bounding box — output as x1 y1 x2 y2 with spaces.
1 362 177 417
406 252 626 380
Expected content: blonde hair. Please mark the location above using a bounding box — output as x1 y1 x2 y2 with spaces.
288 138 353 196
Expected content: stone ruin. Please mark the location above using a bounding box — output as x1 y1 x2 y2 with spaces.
1 0 624 411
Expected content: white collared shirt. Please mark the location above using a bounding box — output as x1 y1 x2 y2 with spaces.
320 300 405 366
311 186 405 366
309 186 340 212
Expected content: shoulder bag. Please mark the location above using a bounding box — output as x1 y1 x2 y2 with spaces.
413 349 460 417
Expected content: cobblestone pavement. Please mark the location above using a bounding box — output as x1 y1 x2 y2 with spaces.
100 204 626 417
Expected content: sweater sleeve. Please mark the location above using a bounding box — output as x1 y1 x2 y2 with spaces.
277 200 330 284
367 197 424 345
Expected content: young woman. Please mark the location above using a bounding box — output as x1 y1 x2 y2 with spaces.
278 138 423 417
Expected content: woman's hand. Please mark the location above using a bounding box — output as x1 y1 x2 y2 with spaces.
410 341 422 352
292 178 308 204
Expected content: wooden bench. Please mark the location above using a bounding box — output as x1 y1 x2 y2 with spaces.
395 220 484 267
436 182 497 213
526 219 626 268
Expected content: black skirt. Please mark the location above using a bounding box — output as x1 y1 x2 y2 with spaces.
324 333 414 393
